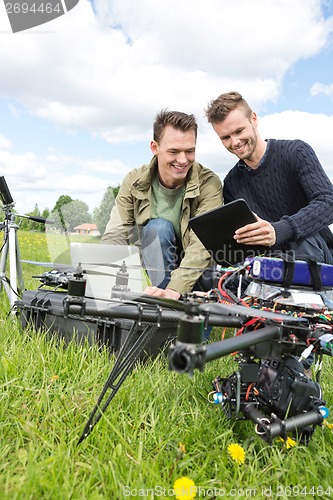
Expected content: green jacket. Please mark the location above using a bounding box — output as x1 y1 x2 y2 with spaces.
102 157 223 294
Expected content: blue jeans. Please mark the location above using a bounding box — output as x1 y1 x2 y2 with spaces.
141 218 181 289
141 218 215 291
141 218 214 339
281 234 333 264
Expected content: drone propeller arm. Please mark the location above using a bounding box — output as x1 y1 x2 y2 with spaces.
205 325 280 362
15 214 54 224
68 303 181 323
27 215 54 224
64 302 243 327
168 325 280 375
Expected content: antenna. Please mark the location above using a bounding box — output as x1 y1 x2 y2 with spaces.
0 176 14 206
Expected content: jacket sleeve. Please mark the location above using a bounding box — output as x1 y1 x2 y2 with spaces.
167 171 223 294
102 173 135 245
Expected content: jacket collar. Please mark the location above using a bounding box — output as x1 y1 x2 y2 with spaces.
133 156 201 198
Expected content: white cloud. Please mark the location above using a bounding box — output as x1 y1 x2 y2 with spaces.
197 110 333 185
0 133 11 149
0 0 332 215
260 109 331 141
0 0 332 142
260 110 333 173
1 110 333 215
310 82 333 98
104 0 332 76
0 143 130 213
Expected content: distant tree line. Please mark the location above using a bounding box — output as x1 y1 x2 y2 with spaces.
0 185 120 235
93 185 120 235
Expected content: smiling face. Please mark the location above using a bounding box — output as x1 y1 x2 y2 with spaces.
212 108 265 167
150 125 196 189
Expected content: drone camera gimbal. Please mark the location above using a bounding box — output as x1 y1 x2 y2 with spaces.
168 262 333 445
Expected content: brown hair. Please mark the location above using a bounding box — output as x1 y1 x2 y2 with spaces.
153 109 198 142
205 91 252 124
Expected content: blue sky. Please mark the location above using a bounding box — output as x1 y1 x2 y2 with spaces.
0 0 333 215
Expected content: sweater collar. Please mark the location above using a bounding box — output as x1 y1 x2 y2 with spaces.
238 139 271 172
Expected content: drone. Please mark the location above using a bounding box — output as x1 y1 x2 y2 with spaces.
2 175 332 446
168 256 333 445
18 253 333 446
14 250 333 446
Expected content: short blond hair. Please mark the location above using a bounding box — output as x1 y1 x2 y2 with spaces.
205 91 252 124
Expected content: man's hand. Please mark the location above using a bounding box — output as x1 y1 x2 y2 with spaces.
234 216 276 247
143 286 181 300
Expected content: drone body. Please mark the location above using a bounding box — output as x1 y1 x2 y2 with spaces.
15 251 333 445
169 257 333 445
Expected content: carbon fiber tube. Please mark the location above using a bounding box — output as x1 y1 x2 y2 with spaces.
168 325 279 374
243 404 323 440
64 303 244 326
205 325 280 362
268 411 323 438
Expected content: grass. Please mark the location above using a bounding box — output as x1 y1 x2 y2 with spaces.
1 231 333 498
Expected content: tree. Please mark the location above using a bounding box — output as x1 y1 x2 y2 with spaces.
52 195 73 214
93 185 120 236
51 196 91 232
51 195 73 233
19 204 46 232
42 208 50 221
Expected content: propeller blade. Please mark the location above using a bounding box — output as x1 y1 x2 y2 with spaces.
82 262 218 273
109 290 186 310
21 259 218 274
21 260 74 269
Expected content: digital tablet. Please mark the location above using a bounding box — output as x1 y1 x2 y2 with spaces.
189 198 267 266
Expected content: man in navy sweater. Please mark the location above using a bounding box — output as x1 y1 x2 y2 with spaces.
205 91 333 263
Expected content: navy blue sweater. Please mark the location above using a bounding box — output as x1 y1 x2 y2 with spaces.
223 139 333 248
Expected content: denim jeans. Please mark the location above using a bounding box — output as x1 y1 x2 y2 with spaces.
141 218 181 289
282 233 333 264
141 218 214 338
141 218 215 290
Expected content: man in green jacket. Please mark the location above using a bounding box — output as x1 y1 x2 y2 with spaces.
102 109 223 300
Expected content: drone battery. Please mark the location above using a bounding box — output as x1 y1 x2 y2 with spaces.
249 257 333 288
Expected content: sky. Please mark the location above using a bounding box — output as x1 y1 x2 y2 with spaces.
0 0 333 216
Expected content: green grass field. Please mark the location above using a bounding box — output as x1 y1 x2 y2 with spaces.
1 231 333 499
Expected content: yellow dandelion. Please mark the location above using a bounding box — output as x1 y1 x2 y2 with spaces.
178 442 186 455
50 375 59 381
173 476 197 500
285 436 297 449
277 436 297 449
324 421 333 430
227 443 245 464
